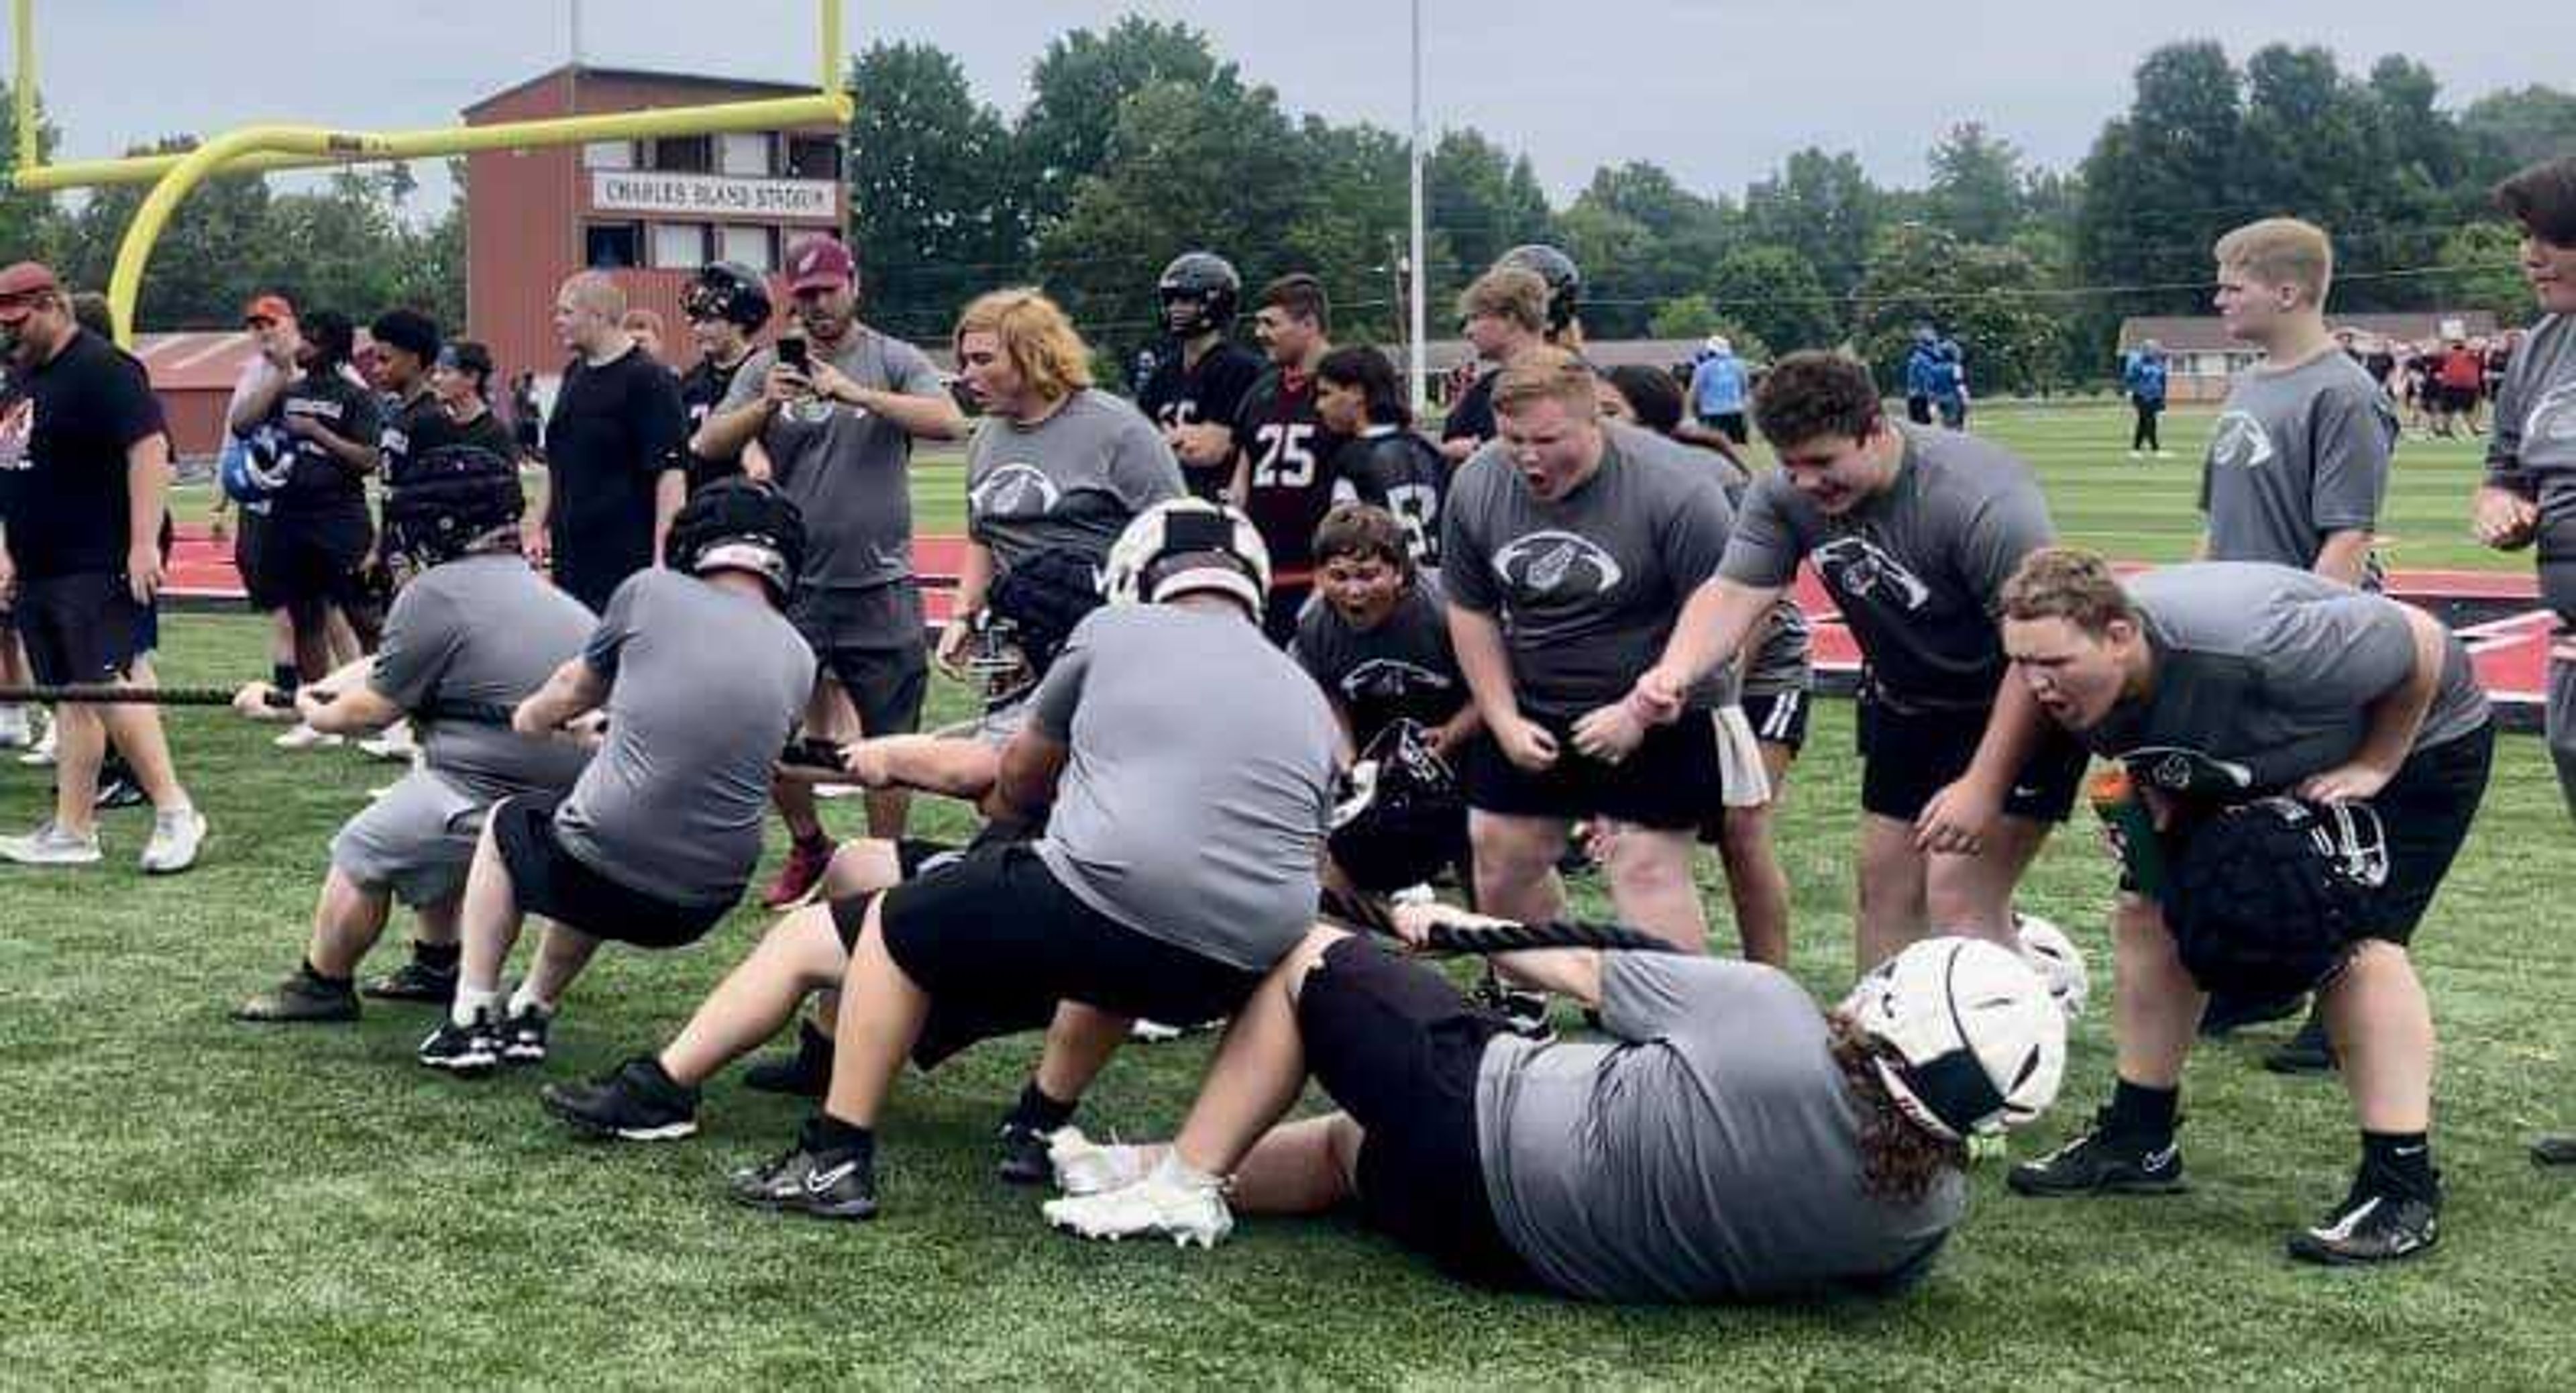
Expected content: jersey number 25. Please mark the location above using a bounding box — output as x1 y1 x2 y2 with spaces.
1251 423 1319 488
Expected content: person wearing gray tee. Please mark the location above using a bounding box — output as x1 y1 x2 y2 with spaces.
2199 349 2395 587
231 546 594 1025
1996 548 2492 1266
2477 313 2576 812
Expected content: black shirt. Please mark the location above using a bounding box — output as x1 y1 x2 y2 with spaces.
379 384 459 484
1139 339 1265 501
0 328 169 580
543 346 686 613
678 351 753 492
1291 582 1467 749
1232 364 1350 582
260 368 380 521
1441 369 1498 448
443 405 521 465
1330 426 1450 570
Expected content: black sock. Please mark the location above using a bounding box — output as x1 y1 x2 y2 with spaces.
272 662 300 693
301 958 353 988
798 1019 837 1062
412 941 461 971
803 1112 874 1163
2360 1130 2437 1200
1006 1080 1077 1133
2106 1079 2180 1142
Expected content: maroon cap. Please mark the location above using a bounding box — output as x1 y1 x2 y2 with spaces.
784 235 856 293
0 261 62 305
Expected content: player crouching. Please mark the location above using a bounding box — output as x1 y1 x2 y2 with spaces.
1041 913 2063 1302
1994 549 2493 1263
415 480 818 1073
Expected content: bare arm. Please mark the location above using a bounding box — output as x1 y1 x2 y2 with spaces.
515 655 610 735
649 469 684 565
227 371 288 435
692 394 775 462
1633 576 1779 719
741 436 774 482
1446 604 1522 730
2300 607 2448 801
299 419 380 476
2310 529 2375 588
851 734 1001 800
122 434 172 603
987 726 1069 826
841 380 968 442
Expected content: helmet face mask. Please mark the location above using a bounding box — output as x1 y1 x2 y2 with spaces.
965 613 1039 707
1157 252 1241 340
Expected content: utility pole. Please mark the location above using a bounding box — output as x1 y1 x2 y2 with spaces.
1407 0 1430 418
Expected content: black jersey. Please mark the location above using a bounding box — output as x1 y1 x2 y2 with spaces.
1140 339 1265 501
679 351 753 491
1232 364 1349 584
1330 425 1449 570
1441 369 1499 448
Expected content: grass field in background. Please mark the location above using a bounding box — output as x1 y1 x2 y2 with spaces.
168 400 2516 575
2 592 2570 1383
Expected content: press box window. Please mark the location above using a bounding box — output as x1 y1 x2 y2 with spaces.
719 134 773 177
718 225 777 272
582 141 635 170
649 223 712 270
786 136 841 180
584 223 641 270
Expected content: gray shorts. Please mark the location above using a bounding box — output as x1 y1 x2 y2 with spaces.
329 770 487 907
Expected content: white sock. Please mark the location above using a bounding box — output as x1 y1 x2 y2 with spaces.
451 984 500 1027
508 980 555 1020
1152 1150 1222 1192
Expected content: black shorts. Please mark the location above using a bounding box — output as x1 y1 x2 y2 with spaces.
815 642 928 739
1297 936 1536 1290
16 572 148 686
894 837 964 880
1741 687 1810 754
2351 723 2492 943
233 507 286 612
1462 706 1730 830
1856 692 2088 823
490 797 735 949
257 508 374 612
1905 396 1933 425
833 843 1268 1068
1707 411 1748 445
2441 383 2481 413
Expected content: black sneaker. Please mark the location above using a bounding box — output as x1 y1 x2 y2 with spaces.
727 1143 878 1221
2531 1135 2576 1167
418 1012 501 1075
2007 1111 2188 1196
2198 989 2305 1038
231 965 360 1024
541 1056 700 1142
93 774 146 811
2261 1015 2337 1076
501 1004 551 1066
362 958 458 1004
2286 1182 2440 1266
1470 974 1556 1043
743 1020 835 1098
998 1121 1055 1186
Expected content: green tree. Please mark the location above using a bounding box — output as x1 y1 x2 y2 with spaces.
1015 17 1222 229
1852 222 2062 395
1424 127 1554 296
1276 116 1412 346
1743 148 1885 301
2461 85 2576 173
1702 243 1838 353
2074 42 2243 301
0 76 62 264
2434 221 2532 321
1923 123 2027 246
1646 295 1770 362
1551 199 1655 338
54 137 275 329
846 42 1028 340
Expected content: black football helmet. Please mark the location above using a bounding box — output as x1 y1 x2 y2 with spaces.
683 261 775 331
1158 252 1242 338
1496 244 1582 334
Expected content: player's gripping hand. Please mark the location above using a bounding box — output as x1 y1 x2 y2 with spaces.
2296 759 2394 805
1915 778 2002 856
1627 664 1691 726
2472 484 2538 551
1493 713 1560 773
1571 701 1646 763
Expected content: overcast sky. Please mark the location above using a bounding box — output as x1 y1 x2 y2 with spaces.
17 1 2561 217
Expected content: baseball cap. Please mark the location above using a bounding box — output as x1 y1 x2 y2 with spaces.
242 293 296 326
0 261 63 311
784 235 856 293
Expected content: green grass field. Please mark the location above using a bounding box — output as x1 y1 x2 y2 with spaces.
11 402 2570 1386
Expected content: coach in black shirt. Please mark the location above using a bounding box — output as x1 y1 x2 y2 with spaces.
532 271 686 613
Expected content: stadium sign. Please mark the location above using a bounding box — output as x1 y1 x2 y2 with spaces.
591 171 839 220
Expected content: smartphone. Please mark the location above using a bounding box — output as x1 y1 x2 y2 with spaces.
777 337 810 372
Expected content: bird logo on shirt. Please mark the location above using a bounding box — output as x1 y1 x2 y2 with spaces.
2207 411 2277 470
1493 531 1623 599
1811 535 1931 611
1342 659 1454 703
969 463 1064 520
2528 382 2576 448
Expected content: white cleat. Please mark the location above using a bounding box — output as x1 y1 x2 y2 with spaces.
1043 1164 1233 1249
1048 1127 1155 1197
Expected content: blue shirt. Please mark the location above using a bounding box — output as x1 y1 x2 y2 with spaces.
1691 353 1748 417
1903 344 1940 399
2124 352 2168 405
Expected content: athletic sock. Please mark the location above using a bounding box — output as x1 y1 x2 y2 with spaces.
1151 1149 1222 1192
1006 1080 1078 1134
2106 1078 2180 1143
451 984 500 1028
507 980 555 1019
413 941 461 970
301 958 352 988
272 662 300 694
804 1112 875 1165
796 1019 836 1062
2360 1130 2438 1200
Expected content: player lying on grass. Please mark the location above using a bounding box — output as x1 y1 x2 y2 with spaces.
1990 548 2493 1263
1038 910 2063 1303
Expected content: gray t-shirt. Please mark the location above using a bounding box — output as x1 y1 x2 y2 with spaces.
1292 578 1468 749
555 570 818 907
1030 603 1338 972
2484 315 2576 621
1743 596 1815 699
2199 350 2396 577
1443 421 1738 720
717 329 946 641
966 389 1183 572
1477 955 1963 1303
2092 562 2489 794
1721 424 2053 712
368 553 596 806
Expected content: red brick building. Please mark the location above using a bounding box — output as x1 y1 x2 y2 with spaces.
462 65 847 391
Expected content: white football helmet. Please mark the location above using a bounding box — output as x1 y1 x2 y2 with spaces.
1102 499 1271 613
1841 937 2068 1141
2013 912 2090 1022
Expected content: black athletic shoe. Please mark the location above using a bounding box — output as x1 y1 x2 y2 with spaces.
2286 1182 2440 1266
1470 975 1556 1043
417 1012 501 1075
2007 1111 2188 1197
541 1056 700 1142
2198 989 2304 1038
500 1005 551 1066
727 1143 878 1221
743 1021 835 1098
232 965 360 1024
2261 1015 2337 1076
998 1121 1055 1186
2532 1135 2576 1167
362 958 458 1005
93 774 146 811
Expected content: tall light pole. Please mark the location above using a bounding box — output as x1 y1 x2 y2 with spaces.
1407 0 1430 418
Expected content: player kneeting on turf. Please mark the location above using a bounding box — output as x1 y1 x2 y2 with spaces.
1634 352 2086 974
724 501 1340 1222
1138 252 1267 503
233 446 594 1021
415 480 817 1074
1994 549 2492 1263
2463 156 2576 1169
1441 348 1751 973
1042 917 2062 1296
